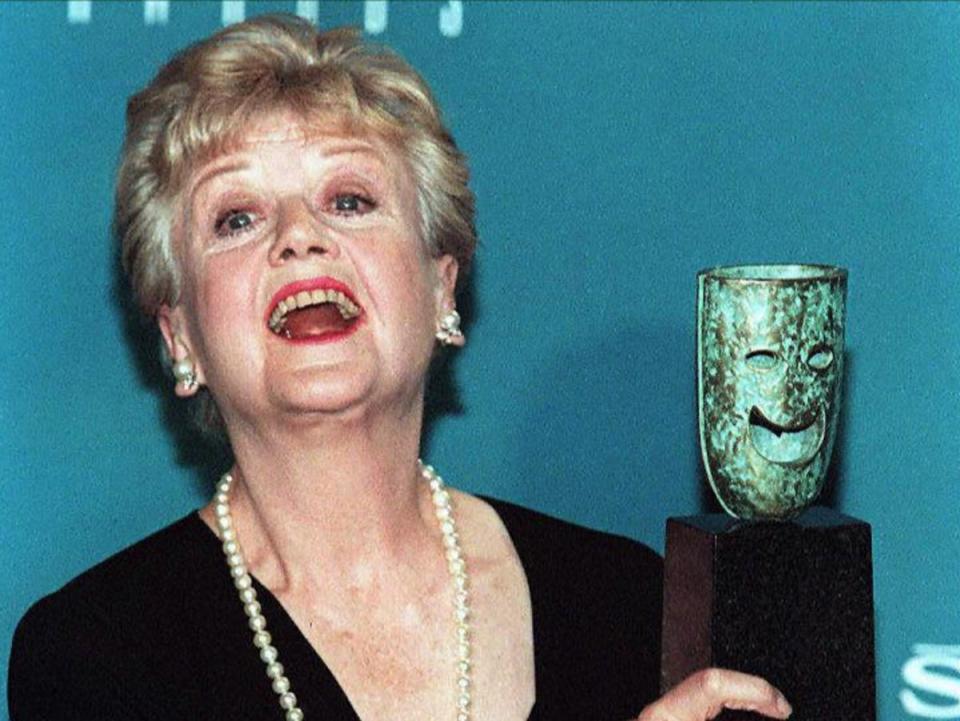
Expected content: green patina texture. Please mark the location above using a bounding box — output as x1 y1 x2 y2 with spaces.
697 265 847 520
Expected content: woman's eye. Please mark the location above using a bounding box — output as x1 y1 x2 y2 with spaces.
214 209 258 237
332 193 375 215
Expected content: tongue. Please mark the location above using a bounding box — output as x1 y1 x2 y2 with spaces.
281 304 352 339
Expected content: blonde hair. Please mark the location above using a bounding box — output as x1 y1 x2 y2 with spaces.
115 14 476 435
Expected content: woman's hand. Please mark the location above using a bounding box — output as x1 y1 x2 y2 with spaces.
635 668 792 721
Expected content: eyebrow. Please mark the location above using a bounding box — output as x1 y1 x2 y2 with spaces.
317 139 383 157
188 160 252 199
187 140 387 199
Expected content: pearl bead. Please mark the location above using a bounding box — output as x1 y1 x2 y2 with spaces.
233 573 252 590
244 601 262 617
253 631 272 648
272 676 290 694
286 709 304 721
259 645 278 664
248 614 266 631
279 692 297 710
266 662 285 679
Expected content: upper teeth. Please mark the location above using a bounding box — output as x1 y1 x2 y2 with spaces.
268 288 361 333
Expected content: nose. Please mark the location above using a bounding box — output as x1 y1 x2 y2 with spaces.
776 360 819 419
268 197 339 265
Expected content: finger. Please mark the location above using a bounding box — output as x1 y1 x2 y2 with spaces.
692 669 792 719
641 668 792 721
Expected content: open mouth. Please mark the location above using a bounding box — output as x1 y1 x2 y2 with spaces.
266 278 364 343
748 406 825 466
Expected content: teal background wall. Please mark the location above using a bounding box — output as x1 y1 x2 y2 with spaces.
2 2 959 718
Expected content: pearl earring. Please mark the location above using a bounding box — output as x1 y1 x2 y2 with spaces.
436 309 464 346
172 356 198 392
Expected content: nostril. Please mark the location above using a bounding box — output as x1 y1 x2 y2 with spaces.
280 247 296 261
306 245 327 255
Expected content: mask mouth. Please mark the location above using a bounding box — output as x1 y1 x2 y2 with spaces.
265 278 364 343
748 406 825 466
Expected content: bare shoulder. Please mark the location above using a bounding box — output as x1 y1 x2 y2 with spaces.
445 488 531 624
446 488 536 719
447 488 518 565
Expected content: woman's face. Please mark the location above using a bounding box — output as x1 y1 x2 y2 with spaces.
159 111 459 430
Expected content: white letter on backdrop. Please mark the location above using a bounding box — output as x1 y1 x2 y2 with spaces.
901 654 960 719
67 0 92 24
221 0 245 26
438 1 463 38
295 1 319 24
144 0 169 25
364 1 388 35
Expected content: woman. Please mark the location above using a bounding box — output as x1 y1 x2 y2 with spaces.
9 15 790 721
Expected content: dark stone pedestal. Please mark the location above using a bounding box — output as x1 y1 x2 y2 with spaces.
662 507 875 721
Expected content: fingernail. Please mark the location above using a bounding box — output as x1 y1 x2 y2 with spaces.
776 694 793 717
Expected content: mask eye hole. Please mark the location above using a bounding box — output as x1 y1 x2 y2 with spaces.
808 346 834 371
745 349 779 371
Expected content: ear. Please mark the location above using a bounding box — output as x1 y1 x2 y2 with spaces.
433 255 465 348
157 304 204 397
433 254 460 310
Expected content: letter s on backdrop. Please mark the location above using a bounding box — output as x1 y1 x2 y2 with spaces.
901 655 960 719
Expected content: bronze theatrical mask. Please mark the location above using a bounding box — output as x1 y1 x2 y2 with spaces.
697 265 847 519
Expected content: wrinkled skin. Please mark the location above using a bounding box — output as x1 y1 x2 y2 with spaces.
697 267 846 519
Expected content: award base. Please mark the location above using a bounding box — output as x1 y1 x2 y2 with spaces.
662 507 875 721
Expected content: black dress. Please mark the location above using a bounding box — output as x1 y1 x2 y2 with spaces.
9 497 662 720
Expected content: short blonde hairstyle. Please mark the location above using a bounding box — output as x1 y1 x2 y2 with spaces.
116 15 476 435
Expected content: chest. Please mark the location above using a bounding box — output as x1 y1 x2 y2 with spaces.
282 558 535 721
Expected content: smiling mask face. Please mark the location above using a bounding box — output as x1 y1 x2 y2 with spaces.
697 266 846 519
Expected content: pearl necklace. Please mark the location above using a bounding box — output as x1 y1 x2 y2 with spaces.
212 462 473 721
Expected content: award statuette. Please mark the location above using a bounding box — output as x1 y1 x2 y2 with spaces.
661 265 875 720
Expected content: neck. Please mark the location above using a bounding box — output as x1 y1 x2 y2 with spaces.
209 403 437 596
